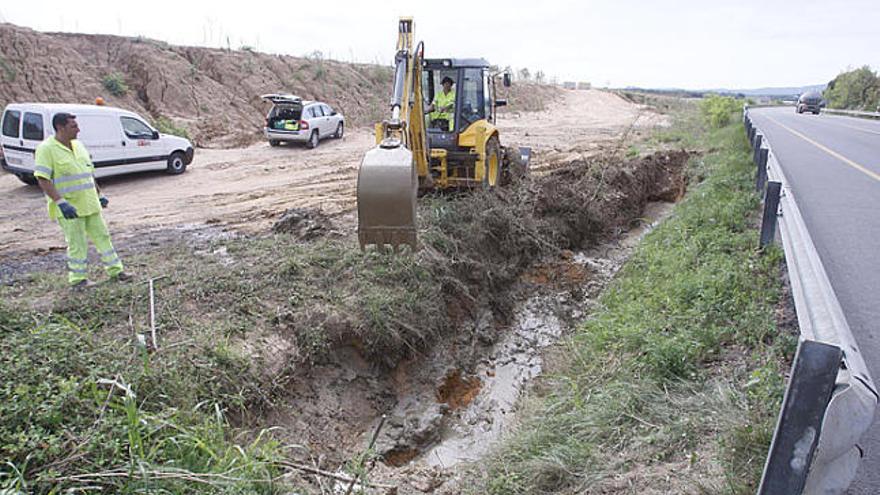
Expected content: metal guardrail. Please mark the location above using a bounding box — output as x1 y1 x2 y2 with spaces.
741 104 880 121
744 107 879 494
821 108 880 120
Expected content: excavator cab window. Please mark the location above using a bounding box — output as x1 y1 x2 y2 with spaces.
458 68 486 127
424 69 459 132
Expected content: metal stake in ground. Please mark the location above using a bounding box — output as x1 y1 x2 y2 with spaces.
143 276 168 350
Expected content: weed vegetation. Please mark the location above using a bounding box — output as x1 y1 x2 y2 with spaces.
152 116 191 140
1 123 688 492
470 108 795 494
700 94 741 128
101 72 129 97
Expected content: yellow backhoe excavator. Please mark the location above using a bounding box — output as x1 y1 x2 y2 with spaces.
357 17 530 250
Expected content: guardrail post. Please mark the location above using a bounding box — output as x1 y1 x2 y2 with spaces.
757 340 843 495
760 181 781 248
755 148 769 191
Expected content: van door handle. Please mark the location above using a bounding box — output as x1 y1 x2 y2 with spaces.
121 141 126 146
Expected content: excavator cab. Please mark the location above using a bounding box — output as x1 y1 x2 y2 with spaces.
418 58 511 191
357 18 527 251
422 59 500 146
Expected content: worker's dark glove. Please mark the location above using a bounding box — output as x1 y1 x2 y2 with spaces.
99 196 109 208
57 200 78 219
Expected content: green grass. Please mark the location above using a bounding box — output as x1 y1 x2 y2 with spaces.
0 305 284 493
470 110 794 494
0 102 732 493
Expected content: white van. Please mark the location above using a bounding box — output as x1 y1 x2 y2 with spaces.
1 103 194 185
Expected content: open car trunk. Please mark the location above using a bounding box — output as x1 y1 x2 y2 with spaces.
262 94 304 132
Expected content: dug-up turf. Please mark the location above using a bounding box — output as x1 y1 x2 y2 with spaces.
0 148 691 492
255 150 692 475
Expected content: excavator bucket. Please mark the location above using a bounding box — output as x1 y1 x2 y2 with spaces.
357 145 418 251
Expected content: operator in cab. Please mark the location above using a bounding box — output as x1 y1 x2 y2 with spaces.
427 76 455 131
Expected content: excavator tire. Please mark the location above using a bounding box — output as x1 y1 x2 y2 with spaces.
481 137 502 189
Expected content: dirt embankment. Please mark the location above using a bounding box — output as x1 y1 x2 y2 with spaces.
0 23 558 148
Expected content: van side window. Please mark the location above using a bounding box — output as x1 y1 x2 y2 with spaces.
309 107 320 118
121 117 155 139
322 104 333 116
2 110 20 138
23 112 44 141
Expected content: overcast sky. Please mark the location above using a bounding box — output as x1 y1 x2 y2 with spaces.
2 0 878 89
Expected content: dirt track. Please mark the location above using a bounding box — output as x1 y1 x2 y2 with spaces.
0 89 665 257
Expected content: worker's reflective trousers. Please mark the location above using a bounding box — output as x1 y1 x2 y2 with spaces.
58 213 124 285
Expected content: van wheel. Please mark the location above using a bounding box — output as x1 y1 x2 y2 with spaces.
166 151 187 175
269 139 280 147
17 173 38 186
306 131 319 149
334 122 344 139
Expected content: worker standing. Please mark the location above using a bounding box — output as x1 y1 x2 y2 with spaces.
34 112 131 289
428 76 456 131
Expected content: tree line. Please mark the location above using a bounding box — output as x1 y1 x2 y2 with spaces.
824 66 880 112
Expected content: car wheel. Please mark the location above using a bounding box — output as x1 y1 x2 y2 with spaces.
16 173 38 186
306 130 319 149
166 151 187 175
269 139 280 147
480 137 502 189
335 122 344 139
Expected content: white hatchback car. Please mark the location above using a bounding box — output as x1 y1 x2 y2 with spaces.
262 94 344 149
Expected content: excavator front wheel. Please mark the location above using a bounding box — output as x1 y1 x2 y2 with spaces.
481 137 502 189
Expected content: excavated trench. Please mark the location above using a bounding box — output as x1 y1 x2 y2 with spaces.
260 150 692 493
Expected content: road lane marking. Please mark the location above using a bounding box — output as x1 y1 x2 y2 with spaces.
765 115 880 183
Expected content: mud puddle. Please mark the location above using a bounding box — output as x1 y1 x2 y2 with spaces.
417 201 675 470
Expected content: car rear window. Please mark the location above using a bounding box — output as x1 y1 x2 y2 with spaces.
23 112 44 141
2 110 20 138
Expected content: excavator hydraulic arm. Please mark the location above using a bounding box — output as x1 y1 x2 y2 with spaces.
356 18 429 251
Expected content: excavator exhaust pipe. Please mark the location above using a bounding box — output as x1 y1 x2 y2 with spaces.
357 145 418 251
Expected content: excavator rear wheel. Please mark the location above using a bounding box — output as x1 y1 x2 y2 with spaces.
481 137 502 189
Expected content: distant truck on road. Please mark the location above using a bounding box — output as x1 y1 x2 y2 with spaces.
796 91 825 115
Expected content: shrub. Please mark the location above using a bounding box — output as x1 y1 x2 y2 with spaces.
824 65 880 111
102 72 128 97
700 94 739 128
152 116 190 140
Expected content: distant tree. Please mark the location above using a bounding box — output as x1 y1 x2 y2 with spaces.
824 66 880 111
518 68 531 81
535 70 545 83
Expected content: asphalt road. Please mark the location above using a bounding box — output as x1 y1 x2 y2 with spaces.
748 107 880 493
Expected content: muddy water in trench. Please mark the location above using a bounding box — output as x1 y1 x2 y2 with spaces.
420 201 675 469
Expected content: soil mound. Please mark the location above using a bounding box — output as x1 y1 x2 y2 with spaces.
0 23 560 148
